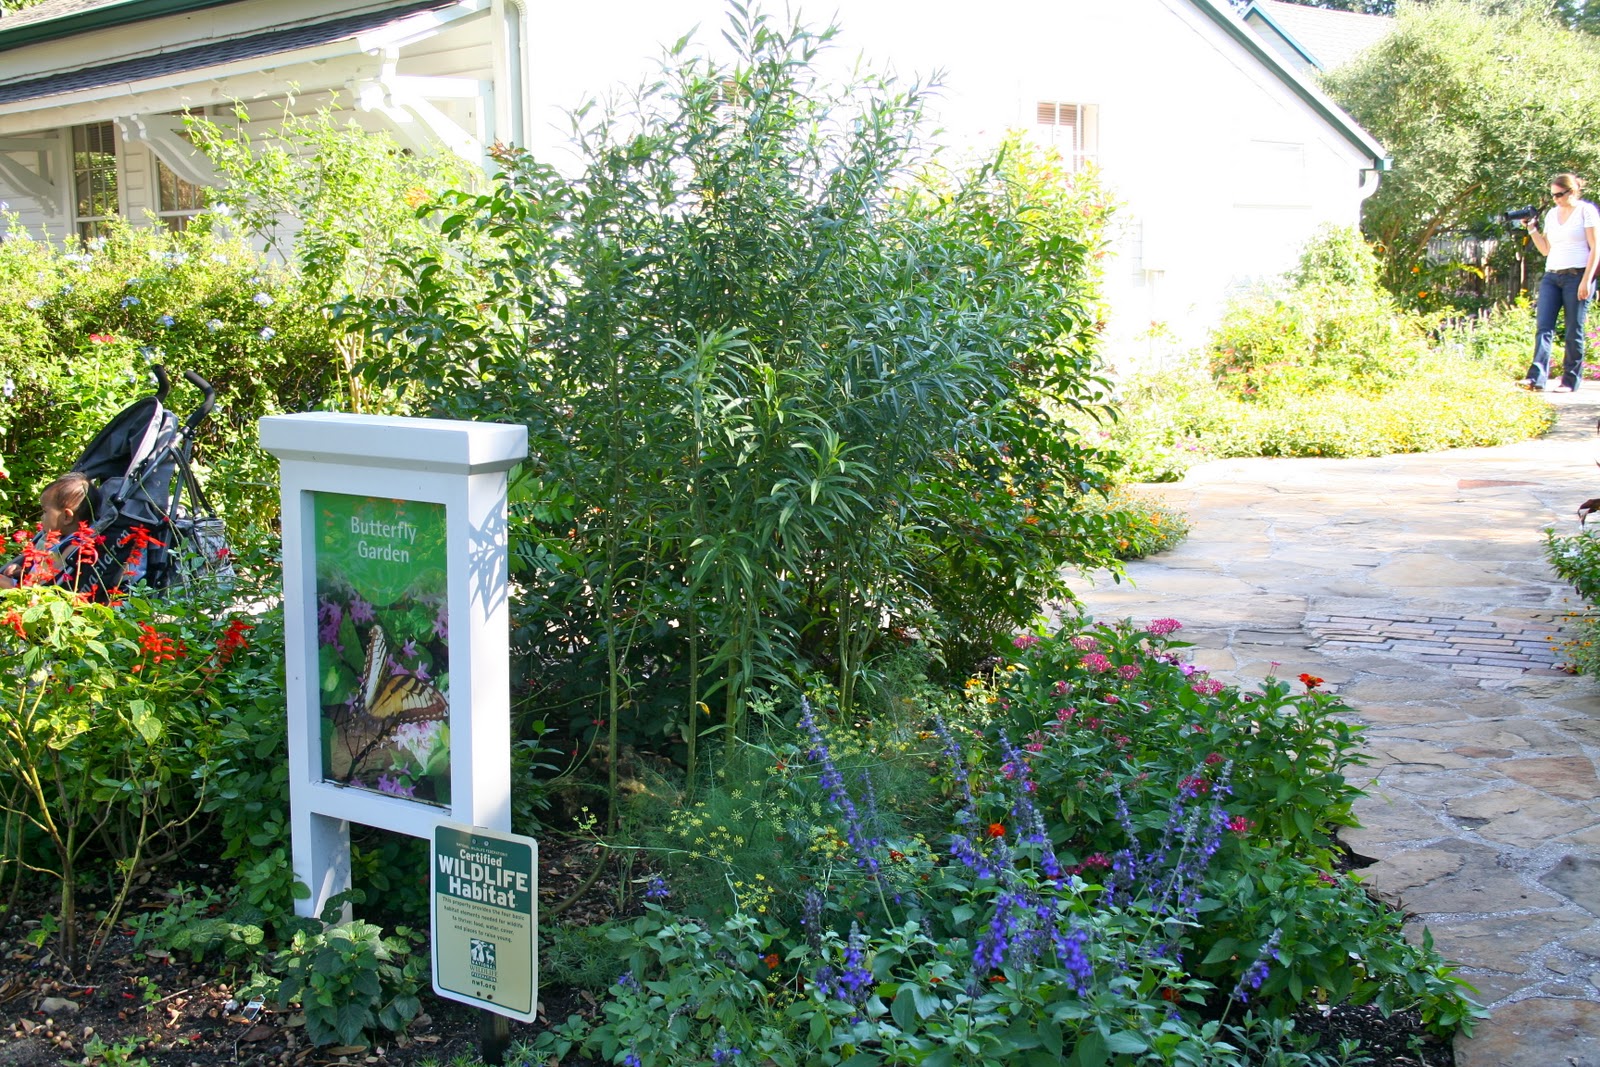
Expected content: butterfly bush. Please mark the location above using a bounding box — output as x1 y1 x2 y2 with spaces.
541 614 1481 1065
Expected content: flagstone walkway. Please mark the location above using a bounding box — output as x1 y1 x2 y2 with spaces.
1072 394 1600 1067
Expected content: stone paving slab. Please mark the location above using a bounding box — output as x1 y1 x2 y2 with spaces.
1072 393 1600 1063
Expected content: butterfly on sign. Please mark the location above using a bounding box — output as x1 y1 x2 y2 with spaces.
359 623 448 724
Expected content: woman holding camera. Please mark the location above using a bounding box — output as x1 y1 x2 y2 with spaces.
1522 173 1600 392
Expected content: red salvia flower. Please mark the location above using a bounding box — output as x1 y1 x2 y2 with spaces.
136 622 180 664
205 618 254 674
70 522 103 566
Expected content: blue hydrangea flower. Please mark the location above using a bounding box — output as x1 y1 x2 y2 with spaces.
258 327 276 341
252 292 273 307
120 295 140 308
159 314 175 327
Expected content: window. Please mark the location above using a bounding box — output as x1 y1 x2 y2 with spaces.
72 121 119 240
1035 102 1097 170
155 158 205 232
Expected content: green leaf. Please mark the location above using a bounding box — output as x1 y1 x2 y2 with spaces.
891 984 918 1032
1202 937 1240 966
1104 1031 1149 1054
1072 1029 1108 1066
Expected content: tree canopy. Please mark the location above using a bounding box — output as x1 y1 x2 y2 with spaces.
1323 0 1600 286
1251 0 1600 30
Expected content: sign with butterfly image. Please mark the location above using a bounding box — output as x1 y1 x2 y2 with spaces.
261 412 528 924
314 491 452 806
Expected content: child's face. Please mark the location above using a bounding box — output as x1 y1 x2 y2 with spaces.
40 494 73 535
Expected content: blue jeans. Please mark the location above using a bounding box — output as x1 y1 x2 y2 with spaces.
1528 268 1593 389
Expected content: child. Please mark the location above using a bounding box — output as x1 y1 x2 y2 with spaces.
0 472 98 590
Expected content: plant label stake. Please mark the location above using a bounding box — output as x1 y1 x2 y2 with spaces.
432 821 539 1032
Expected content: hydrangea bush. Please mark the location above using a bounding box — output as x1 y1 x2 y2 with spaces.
536 617 1481 1065
0 216 340 530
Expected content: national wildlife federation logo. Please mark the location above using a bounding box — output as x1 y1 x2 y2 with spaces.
470 938 497 979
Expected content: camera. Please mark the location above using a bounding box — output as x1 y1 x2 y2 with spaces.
1504 206 1538 224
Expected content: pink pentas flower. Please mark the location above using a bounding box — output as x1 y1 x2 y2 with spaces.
1013 633 1041 650
1147 618 1183 636
1082 652 1112 673
1117 664 1142 680
1070 636 1099 652
1192 678 1224 696
1052 680 1069 696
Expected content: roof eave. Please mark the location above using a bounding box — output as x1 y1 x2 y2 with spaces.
0 0 246 54
1192 0 1390 171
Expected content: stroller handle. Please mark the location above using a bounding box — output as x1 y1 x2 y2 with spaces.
153 365 171 402
183 370 217 432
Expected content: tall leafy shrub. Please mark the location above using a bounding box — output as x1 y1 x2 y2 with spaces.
354 10 1119 783
1207 225 1431 398
185 104 483 414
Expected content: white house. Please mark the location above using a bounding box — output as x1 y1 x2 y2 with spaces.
525 0 1391 365
0 0 1387 365
0 0 530 239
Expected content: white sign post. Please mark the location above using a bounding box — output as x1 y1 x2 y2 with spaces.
260 413 528 922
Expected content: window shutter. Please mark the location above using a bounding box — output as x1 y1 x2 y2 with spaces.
1035 102 1080 151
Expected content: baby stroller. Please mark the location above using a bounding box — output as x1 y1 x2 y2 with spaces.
17 366 232 599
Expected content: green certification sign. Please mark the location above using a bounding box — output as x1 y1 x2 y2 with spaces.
312 492 452 805
432 823 539 1021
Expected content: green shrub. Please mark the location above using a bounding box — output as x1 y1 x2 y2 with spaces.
1438 300 1534 381
1100 343 1554 475
351 7 1122 792
1077 485 1190 560
1289 223 1383 292
0 576 267 969
1208 283 1430 400
257 894 425 1048
1545 527 1600 678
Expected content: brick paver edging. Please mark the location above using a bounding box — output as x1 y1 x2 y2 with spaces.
1306 610 1571 680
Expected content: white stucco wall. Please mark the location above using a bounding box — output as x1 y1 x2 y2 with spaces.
524 0 1381 371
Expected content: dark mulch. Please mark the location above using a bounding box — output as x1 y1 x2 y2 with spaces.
0 839 1456 1067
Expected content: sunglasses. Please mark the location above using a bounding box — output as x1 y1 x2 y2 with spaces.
1554 190 1574 199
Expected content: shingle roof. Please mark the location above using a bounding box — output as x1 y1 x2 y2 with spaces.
0 0 127 32
0 0 454 105
1252 0 1393 71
